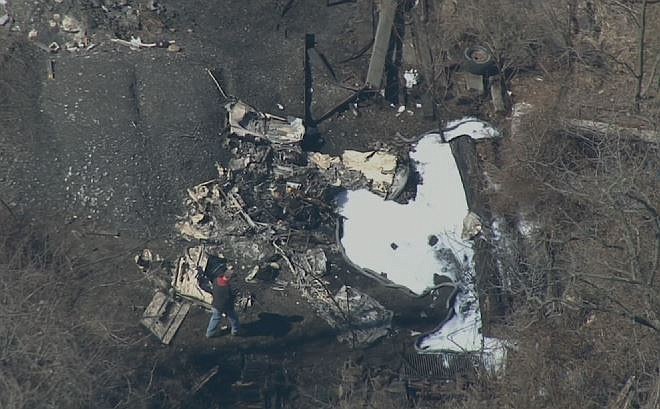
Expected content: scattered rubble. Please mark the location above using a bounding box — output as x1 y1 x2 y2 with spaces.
282 247 392 345
309 149 409 199
135 70 498 355
137 91 411 346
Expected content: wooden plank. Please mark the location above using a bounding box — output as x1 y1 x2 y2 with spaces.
161 302 190 344
192 365 220 394
141 292 191 345
365 0 397 89
490 77 506 112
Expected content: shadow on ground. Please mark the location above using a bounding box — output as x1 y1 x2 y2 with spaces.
241 313 304 338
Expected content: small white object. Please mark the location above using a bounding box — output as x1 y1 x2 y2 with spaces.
404 69 419 89
397 105 405 113
61 15 82 33
415 103 422 108
277 103 284 110
28 29 38 39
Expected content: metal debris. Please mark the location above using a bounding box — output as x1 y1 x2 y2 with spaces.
111 36 174 50
225 100 305 144
461 212 482 240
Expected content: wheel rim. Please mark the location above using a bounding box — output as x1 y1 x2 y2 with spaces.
469 48 490 63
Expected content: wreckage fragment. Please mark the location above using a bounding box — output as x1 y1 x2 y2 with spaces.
172 259 212 304
284 247 392 345
461 212 482 240
341 150 396 194
135 248 171 290
333 286 393 345
309 150 409 199
226 100 304 144
171 246 213 305
176 179 254 241
141 291 191 344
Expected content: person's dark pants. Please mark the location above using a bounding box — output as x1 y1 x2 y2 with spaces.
206 307 240 337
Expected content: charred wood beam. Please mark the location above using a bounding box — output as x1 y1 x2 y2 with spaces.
365 0 397 89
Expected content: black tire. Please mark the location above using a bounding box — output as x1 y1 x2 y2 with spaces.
463 45 498 76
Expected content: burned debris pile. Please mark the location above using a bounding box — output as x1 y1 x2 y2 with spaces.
140 99 403 345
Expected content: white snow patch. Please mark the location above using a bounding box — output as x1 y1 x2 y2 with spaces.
339 124 506 368
338 133 471 294
416 283 507 371
443 117 500 141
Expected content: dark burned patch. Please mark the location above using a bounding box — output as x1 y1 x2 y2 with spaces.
242 313 304 338
152 348 296 408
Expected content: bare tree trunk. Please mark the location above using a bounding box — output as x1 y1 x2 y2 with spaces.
635 0 648 111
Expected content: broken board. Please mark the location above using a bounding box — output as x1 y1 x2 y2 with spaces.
141 292 191 345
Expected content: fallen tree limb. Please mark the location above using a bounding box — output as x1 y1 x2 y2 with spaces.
607 376 635 409
563 119 658 144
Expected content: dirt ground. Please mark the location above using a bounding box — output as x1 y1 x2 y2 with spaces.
0 1 468 408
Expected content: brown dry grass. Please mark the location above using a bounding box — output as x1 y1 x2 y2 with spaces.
0 216 153 409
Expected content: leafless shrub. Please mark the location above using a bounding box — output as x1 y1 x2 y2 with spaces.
0 216 152 409
426 0 576 72
481 97 660 408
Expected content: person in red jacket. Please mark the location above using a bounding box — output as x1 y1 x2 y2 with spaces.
205 267 241 337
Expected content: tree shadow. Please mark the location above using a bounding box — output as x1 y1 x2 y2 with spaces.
241 313 304 338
